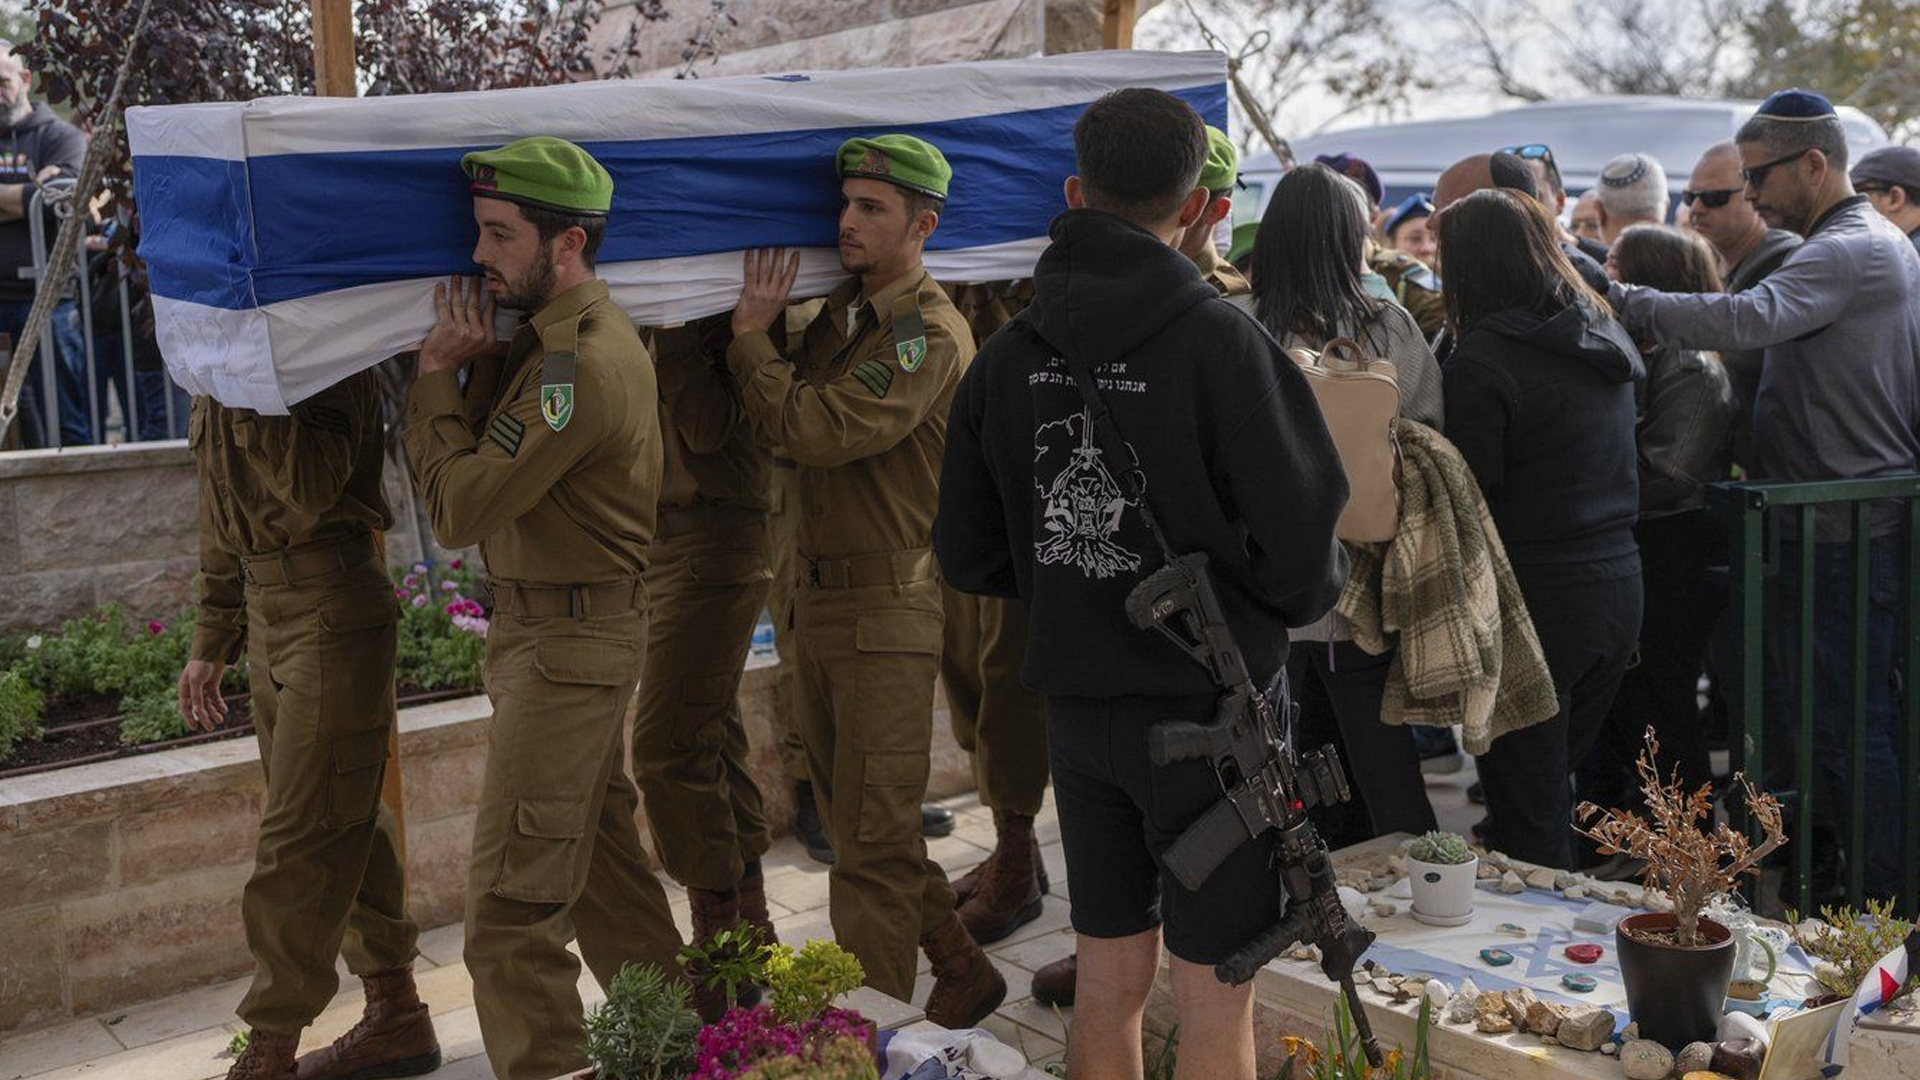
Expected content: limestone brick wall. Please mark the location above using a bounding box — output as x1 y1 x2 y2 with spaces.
0 662 974 1034
0 443 430 637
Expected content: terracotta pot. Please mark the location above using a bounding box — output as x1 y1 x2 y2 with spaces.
1616 912 1736 1049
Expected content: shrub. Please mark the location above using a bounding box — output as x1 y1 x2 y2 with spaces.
0 669 46 762
581 962 701 1080
26 604 132 698
119 689 188 747
1790 898 1920 1003
764 940 865 1025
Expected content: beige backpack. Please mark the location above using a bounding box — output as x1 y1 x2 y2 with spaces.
1288 336 1402 542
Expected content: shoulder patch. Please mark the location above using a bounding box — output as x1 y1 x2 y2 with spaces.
540 351 576 432
487 412 526 457
891 294 928 372
295 403 351 436
852 358 895 399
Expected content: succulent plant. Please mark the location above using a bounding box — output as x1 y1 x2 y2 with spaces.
1408 831 1474 866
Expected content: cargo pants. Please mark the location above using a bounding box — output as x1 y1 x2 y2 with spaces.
793 551 957 998
463 580 686 1080
767 458 810 783
939 588 1050 817
634 511 774 891
237 545 417 1033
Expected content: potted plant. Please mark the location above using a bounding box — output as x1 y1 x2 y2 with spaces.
1789 899 1919 1007
1574 729 1786 1050
579 962 701 1080
1405 831 1478 927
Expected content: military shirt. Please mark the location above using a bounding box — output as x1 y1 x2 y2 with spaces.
725 267 972 560
943 280 1034 350
1192 243 1252 298
189 369 393 664
404 279 661 584
1365 242 1445 339
648 312 774 513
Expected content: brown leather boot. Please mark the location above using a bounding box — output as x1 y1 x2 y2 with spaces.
293 969 439 1080
737 861 779 948
686 886 744 1023
953 813 1050 907
956 810 1044 944
227 1029 300 1080
1030 954 1077 1007
921 911 1007 1029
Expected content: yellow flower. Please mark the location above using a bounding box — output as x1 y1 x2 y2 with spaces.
1280 1036 1322 1064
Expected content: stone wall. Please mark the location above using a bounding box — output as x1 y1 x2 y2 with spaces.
0 661 976 1034
0 442 431 637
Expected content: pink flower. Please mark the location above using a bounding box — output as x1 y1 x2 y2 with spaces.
403 574 420 590
393 587 407 599
441 580 458 591
410 594 428 608
146 619 165 635
411 563 428 575
450 558 464 571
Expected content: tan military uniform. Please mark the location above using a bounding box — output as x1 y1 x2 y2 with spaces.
632 312 774 891
766 456 809 783
403 279 683 1080
939 281 1049 817
725 268 972 998
1193 244 1253 300
1365 242 1445 339
189 369 417 1036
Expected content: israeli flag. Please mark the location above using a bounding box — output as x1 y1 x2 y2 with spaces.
127 50 1228 414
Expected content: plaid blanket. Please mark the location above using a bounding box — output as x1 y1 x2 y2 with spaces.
1335 421 1558 755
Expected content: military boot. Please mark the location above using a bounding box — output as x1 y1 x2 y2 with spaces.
956 810 1044 944
293 969 440 1080
793 781 834 864
737 860 779 948
921 912 1007 1029
687 886 744 1022
952 809 1051 907
1030 954 1077 1008
229 1029 301 1080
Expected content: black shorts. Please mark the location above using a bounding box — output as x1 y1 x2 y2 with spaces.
1046 693 1282 965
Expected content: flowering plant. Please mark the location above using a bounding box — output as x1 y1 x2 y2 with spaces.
690 1005 875 1080
394 558 488 691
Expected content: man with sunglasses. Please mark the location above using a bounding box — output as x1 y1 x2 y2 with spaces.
1503 142 1609 265
1610 88 1920 903
1680 141 1801 472
1852 146 1920 255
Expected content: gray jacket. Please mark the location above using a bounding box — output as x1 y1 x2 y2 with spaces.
1719 228 1801 473
1636 344 1735 518
1612 198 1920 538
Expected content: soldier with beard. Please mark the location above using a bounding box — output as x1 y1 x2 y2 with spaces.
403 136 688 1080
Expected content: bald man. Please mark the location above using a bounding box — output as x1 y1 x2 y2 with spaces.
1433 152 1609 294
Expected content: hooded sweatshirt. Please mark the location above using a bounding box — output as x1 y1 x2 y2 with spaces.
1 101 86 303
935 209 1349 699
1443 300 1645 585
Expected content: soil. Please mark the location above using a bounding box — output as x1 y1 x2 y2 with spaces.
0 685 475 781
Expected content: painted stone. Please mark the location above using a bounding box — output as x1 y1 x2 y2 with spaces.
1565 943 1605 964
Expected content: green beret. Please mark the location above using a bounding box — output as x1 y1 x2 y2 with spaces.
837 134 951 200
462 136 612 216
1200 125 1239 193
1227 220 1258 264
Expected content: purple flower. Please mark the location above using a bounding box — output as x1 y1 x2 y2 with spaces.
410 594 428 608
146 619 166 636
411 563 428 575
402 574 420 591
393 587 407 599
441 580 458 591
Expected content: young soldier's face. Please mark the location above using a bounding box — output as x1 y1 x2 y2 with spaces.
471 199 556 311
838 178 933 278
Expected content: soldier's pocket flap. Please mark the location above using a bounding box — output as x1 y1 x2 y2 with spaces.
854 610 942 655
534 638 633 686
331 727 389 774
862 750 927 788
319 590 402 633
515 797 587 840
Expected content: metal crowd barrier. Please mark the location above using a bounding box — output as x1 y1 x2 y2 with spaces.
8 176 170 449
1707 475 1920 916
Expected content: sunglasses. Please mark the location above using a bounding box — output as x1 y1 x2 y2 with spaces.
1502 143 1555 163
1681 188 1742 208
1740 149 1810 188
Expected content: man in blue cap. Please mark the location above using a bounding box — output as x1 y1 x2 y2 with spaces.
1610 89 1920 901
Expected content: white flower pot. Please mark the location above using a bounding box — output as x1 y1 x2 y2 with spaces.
1409 854 1478 927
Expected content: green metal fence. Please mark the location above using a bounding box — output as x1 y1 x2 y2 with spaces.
1705 475 1920 917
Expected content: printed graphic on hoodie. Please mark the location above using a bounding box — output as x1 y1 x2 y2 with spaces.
1033 408 1140 578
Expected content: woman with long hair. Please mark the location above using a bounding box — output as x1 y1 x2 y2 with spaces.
1438 188 1645 869
1576 225 1735 835
1238 163 1444 844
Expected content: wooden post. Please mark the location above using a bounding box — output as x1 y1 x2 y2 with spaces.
311 0 407 862
1102 0 1137 49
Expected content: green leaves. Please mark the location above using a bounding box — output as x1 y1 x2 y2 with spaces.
763 940 865 1025
580 962 701 1080
0 671 45 763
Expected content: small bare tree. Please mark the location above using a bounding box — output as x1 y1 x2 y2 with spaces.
1575 729 1787 947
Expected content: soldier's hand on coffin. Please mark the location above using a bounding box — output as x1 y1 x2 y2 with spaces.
178 659 228 732
418 275 499 376
732 248 801 338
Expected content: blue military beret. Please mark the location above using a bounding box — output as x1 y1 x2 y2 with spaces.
1383 192 1434 237
1315 153 1384 209
1756 88 1837 122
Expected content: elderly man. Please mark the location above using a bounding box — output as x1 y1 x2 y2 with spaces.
1852 145 1920 254
1610 89 1920 901
1681 141 1800 471
1594 152 1669 245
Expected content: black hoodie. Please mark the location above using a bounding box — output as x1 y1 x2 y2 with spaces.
1 100 87 302
935 209 1349 699
1443 301 1645 585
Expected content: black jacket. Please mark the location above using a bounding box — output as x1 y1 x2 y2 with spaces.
1443 300 1644 584
935 209 1349 698
0 101 86 301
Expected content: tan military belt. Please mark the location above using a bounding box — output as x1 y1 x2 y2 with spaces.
658 503 766 537
805 548 935 589
240 533 378 587
489 578 642 618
